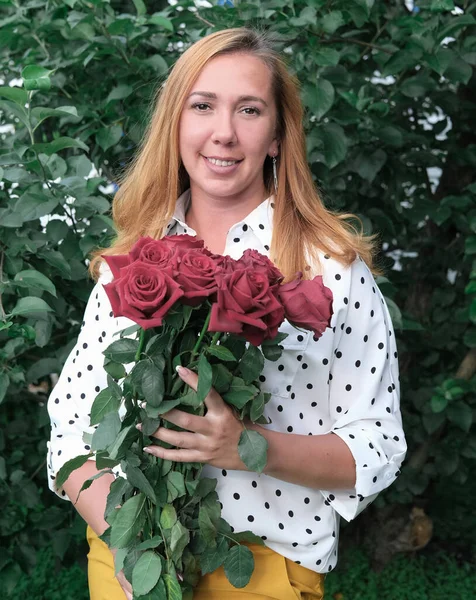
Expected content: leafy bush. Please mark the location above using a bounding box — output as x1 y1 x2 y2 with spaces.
324 549 476 600
1 0 475 591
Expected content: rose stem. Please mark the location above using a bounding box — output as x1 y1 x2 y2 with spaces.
135 328 147 362
190 309 211 361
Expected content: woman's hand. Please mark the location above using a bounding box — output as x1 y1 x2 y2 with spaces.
141 366 248 470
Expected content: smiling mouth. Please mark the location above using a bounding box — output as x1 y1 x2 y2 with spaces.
205 156 242 167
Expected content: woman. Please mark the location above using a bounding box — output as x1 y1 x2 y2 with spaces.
47 28 406 599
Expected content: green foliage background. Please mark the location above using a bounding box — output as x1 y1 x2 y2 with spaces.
0 0 475 594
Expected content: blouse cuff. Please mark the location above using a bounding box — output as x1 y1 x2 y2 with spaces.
319 428 406 522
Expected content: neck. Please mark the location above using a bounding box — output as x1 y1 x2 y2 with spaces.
185 184 267 254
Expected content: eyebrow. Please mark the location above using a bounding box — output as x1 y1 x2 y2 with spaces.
188 91 269 107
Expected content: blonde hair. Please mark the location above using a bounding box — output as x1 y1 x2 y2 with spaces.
90 28 380 280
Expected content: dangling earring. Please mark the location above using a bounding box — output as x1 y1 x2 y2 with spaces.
272 155 278 194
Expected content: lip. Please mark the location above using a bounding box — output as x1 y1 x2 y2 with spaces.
205 155 243 161
202 154 243 174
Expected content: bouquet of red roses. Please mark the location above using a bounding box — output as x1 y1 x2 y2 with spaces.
58 235 333 599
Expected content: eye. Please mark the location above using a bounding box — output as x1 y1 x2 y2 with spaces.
241 106 261 115
191 102 211 112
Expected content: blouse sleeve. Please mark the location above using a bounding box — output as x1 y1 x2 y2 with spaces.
320 257 407 522
46 266 121 500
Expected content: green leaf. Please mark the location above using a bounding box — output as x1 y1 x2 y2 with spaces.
431 0 454 10
238 430 268 473
431 394 447 413
223 544 254 589
108 425 137 461
26 358 62 383
96 126 123 151
321 11 344 34
444 58 473 85
56 454 91 489
353 149 387 182
110 493 147 548
125 466 157 503
314 48 340 67
463 327 476 348
10 296 53 320
105 477 132 519
223 377 258 409
106 84 133 104
227 530 265 546
89 387 121 426
159 504 177 530
40 249 71 278
32 137 89 155
22 65 53 91
132 551 162 597
136 535 163 551
447 402 473 432
470 298 476 324
437 15 476 42
142 362 165 407
238 345 264 385
250 392 266 422
199 505 217 547
197 354 213 403
91 412 122 451
167 470 186 502
212 364 233 394
200 536 229 575
170 520 190 558
104 338 139 364
139 578 167 600
163 574 182 600
207 344 236 362
0 86 27 105
302 79 334 121
320 123 348 169
260 341 284 362
104 360 127 380
132 0 147 16
0 373 9 404
31 106 79 127
149 14 174 31
143 54 169 75
382 50 418 76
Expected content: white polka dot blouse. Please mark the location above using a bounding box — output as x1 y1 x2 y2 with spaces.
47 190 407 574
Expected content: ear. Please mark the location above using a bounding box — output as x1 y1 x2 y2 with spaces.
268 138 279 158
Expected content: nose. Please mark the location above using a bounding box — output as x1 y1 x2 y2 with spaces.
211 110 237 145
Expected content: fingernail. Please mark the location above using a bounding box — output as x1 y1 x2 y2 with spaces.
176 365 190 377
143 447 152 454
136 423 142 430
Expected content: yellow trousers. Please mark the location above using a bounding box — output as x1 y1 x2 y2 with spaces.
87 526 325 599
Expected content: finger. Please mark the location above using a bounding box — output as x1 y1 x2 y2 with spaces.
161 408 208 433
143 445 202 463
152 426 201 450
176 366 227 415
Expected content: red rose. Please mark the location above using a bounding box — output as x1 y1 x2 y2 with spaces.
176 248 219 306
103 260 184 329
209 270 285 346
162 234 205 256
211 254 237 275
130 237 178 273
236 249 284 286
278 274 333 339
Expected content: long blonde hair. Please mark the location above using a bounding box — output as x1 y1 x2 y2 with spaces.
90 28 380 280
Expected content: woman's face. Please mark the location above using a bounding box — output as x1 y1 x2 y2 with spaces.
179 52 279 204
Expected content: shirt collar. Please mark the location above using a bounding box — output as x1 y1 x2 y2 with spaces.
166 190 275 248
